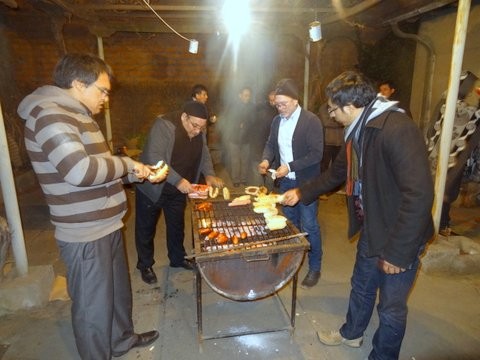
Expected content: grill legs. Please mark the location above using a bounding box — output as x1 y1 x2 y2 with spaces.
195 266 203 342
195 267 300 342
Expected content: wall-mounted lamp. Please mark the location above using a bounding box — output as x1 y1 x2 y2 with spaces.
309 21 322 42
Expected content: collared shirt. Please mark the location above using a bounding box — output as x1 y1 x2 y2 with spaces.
278 105 301 179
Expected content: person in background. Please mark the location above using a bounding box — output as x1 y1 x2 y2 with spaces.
248 89 277 187
222 86 255 187
317 102 344 199
190 84 213 184
428 71 480 235
17 53 162 359
258 78 324 288
318 102 344 173
378 79 412 117
282 71 434 360
191 83 208 104
135 100 224 284
378 79 397 99
191 83 216 125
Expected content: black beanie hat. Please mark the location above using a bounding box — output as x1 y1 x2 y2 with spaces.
183 100 209 120
274 78 299 100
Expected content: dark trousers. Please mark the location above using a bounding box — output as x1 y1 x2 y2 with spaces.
340 233 422 360
440 166 464 229
57 230 136 360
228 142 250 184
321 145 341 173
135 187 187 269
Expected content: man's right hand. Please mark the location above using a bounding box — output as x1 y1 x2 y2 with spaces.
176 178 194 194
258 160 269 175
131 161 154 180
282 188 301 206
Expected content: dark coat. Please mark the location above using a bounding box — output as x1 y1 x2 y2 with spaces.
262 107 323 186
221 101 255 145
136 112 215 203
249 102 277 160
301 110 434 268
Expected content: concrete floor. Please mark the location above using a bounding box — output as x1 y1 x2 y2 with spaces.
1 166 480 360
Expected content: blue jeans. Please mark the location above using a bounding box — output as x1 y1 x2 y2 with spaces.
279 178 322 272
340 232 422 360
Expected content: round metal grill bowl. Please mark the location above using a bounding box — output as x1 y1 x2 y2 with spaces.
196 248 305 301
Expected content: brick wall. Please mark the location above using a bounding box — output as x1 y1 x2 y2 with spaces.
1 4 329 160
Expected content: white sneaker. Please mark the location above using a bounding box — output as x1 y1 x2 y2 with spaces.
317 329 363 348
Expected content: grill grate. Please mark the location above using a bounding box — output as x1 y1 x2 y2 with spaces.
192 199 304 255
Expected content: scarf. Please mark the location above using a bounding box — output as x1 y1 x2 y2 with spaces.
345 100 376 196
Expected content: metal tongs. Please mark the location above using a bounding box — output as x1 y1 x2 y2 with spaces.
267 169 277 180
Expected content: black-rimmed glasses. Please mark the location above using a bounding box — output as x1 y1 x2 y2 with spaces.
328 106 338 115
94 84 110 97
187 116 207 132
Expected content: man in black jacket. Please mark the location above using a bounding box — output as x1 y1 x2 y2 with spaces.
283 71 434 360
258 78 324 288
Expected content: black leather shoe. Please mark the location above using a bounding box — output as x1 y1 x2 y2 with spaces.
112 330 159 357
301 270 321 288
140 267 157 284
170 259 194 270
133 330 159 348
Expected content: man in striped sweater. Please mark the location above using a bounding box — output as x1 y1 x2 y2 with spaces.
18 53 162 360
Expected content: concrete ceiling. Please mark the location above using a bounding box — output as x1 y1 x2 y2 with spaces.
22 0 461 39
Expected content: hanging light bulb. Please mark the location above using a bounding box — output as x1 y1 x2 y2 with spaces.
142 0 199 54
189 39 199 54
309 21 322 42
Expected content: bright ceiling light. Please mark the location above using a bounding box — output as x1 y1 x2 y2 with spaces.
221 0 251 41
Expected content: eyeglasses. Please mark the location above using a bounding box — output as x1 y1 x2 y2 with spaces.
93 84 110 97
187 116 207 132
328 106 338 115
275 101 291 108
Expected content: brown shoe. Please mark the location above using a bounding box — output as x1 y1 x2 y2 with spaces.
301 270 320 288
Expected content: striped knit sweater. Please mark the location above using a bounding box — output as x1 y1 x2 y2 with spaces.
18 85 138 243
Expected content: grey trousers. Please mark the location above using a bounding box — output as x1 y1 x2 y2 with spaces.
228 142 250 184
57 230 136 359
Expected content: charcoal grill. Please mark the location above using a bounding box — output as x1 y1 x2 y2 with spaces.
189 198 310 340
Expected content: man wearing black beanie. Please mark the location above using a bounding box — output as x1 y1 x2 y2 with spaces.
135 100 224 284
258 78 324 288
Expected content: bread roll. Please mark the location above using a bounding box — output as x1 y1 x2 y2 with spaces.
266 215 287 230
254 194 284 204
223 187 230 200
228 194 251 207
263 207 279 219
253 204 276 214
148 160 169 182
